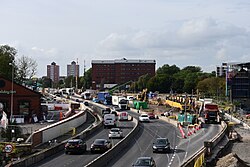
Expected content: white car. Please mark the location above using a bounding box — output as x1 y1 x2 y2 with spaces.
139 114 150 122
108 128 123 138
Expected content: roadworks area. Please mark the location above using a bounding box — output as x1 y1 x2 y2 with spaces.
215 125 250 167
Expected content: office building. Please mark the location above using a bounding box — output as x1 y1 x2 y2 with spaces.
224 62 250 108
67 61 79 77
47 62 60 83
92 58 156 89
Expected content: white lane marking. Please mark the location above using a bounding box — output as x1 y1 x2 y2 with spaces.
167 145 177 167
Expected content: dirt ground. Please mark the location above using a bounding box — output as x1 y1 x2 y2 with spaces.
216 125 250 167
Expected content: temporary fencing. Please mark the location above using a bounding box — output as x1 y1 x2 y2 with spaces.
187 125 193 136
178 124 186 138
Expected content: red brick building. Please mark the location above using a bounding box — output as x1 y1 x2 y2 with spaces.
47 62 60 83
91 58 156 89
0 75 42 122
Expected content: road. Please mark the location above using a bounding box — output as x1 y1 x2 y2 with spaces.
33 115 135 167
107 111 222 167
33 102 222 167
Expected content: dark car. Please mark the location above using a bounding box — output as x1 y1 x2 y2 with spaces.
90 139 112 153
132 157 156 167
83 101 89 106
64 139 87 154
152 138 170 153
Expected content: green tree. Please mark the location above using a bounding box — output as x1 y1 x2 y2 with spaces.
0 45 17 80
157 64 180 75
197 77 225 98
84 68 92 89
42 77 52 88
137 74 151 91
64 76 75 88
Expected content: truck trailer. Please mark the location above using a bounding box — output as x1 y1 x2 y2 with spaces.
112 96 128 110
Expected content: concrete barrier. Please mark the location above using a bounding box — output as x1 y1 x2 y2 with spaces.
181 121 228 167
84 114 139 167
10 108 102 167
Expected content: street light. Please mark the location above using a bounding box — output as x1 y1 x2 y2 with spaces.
9 62 14 122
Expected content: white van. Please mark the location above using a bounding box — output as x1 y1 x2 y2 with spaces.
103 114 117 128
119 111 129 121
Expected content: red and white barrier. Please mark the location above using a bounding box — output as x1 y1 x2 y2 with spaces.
178 124 186 138
187 125 193 136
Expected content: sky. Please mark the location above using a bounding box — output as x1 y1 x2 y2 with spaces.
1 0 250 77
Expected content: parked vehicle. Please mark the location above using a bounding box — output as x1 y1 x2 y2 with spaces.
64 139 87 154
90 139 112 153
108 128 123 138
103 113 117 128
139 114 150 122
152 138 170 153
119 111 129 121
132 157 156 167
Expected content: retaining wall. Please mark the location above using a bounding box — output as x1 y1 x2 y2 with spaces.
10 108 102 167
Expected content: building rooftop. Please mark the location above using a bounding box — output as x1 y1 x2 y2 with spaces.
92 58 156 64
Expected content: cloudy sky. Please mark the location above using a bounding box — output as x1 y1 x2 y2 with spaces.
1 0 250 77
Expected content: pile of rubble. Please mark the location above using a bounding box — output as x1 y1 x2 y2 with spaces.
216 126 250 167
216 153 248 167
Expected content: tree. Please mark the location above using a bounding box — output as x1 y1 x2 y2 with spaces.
16 55 38 84
82 68 92 90
197 77 225 98
0 45 17 80
64 76 75 88
157 64 180 75
41 77 52 88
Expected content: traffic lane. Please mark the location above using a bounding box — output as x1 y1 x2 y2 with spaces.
33 120 135 167
126 109 224 167
108 119 181 167
171 124 223 166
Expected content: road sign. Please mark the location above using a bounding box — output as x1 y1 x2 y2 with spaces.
4 144 14 153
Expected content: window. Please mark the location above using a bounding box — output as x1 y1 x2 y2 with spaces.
19 101 30 115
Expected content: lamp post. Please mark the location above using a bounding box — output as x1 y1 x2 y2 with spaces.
9 62 14 122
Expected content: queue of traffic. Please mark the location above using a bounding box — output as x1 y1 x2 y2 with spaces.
12 90 224 167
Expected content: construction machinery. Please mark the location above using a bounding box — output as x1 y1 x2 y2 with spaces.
136 88 148 102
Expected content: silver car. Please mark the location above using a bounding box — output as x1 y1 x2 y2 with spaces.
109 128 123 138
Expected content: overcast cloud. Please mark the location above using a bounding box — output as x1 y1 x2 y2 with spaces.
1 0 250 77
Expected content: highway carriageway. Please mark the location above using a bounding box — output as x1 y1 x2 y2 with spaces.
12 99 223 167
31 102 136 167
107 109 222 167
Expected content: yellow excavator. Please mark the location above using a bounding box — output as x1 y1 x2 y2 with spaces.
137 88 148 102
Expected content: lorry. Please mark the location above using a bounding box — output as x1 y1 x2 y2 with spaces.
97 92 112 105
203 103 221 124
112 96 128 110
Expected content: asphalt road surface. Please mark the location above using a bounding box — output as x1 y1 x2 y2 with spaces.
107 111 222 167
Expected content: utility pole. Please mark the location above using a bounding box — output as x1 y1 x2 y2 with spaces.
76 58 78 90
83 60 86 90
